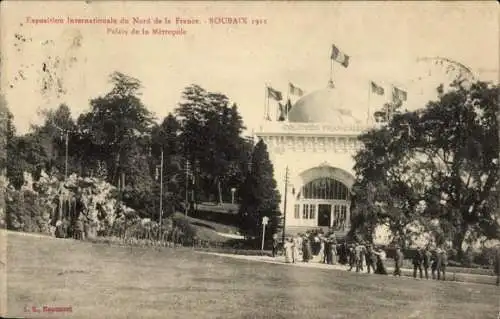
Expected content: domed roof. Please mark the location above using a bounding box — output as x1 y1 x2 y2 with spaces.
288 85 361 125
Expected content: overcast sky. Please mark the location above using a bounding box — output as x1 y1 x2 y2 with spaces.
1 1 498 135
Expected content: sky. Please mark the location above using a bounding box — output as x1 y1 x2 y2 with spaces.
1 1 498 135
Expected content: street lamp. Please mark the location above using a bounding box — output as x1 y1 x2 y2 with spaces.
231 188 236 204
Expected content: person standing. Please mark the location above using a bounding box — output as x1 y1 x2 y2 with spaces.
356 241 366 273
432 248 443 280
393 246 404 277
494 245 500 286
324 238 332 264
412 247 423 279
440 248 448 281
284 238 294 263
373 246 388 275
302 236 312 262
330 237 338 265
422 246 432 279
348 242 356 271
292 235 300 263
272 233 279 257
365 244 377 274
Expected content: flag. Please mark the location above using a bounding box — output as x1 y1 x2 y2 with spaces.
392 86 407 102
331 44 350 68
370 81 385 95
285 98 292 113
267 86 283 101
289 83 304 96
278 103 286 121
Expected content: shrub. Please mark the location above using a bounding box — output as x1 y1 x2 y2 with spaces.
473 247 497 268
172 213 197 243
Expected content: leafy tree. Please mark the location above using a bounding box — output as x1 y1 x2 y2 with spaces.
31 104 78 178
353 81 499 256
78 71 154 185
239 139 281 238
175 85 247 204
0 95 12 226
151 113 183 215
77 72 155 216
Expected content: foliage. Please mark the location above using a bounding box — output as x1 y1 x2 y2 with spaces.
353 81 499 255
5 74 252 233
175 85 248 204
5 185 52 234
239 139 281 238
171 213 197 242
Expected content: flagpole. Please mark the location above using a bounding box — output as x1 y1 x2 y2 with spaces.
264 85 269 121
330 59 334 87
286 84 290 121
367 82 371 125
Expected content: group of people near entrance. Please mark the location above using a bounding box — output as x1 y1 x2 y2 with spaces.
277 233 450 280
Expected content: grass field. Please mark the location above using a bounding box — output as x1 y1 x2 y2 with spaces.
5 231 500 319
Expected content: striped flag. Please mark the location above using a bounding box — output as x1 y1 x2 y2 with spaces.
285 98 292 113
289 83 304 96
331 44 350 68
267 86 283 101
392 86 407 102
370 81 385 95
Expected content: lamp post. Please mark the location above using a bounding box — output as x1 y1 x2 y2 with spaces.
158 148 164 239
231 188 236 204
282 166 290 245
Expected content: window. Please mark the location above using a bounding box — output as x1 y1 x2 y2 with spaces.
332 205 348 230
297 178 350 200
294 204 300 219
309 204 316 220
302 204 309 219
302 204 316 219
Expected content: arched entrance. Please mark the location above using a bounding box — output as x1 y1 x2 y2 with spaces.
296 178 350 231
290 166 353 233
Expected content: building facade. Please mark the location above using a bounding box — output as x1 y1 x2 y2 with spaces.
255 84 373 237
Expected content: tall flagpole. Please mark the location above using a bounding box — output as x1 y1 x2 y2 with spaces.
286 84 290 121
367 82 371 125
265 85 270 121
329 59 334 87
264 85 268 120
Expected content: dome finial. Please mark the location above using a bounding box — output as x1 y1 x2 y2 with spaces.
328 80 335 88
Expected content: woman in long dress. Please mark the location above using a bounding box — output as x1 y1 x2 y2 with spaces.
284 238 294 263
330 238 338 265
373 247 388 275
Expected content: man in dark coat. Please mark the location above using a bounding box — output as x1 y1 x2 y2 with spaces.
431 248 443 280
272 233 279 257
365 244 377 274
422 246 432 279
348 243 357 271
393 246 404 277
412 247 423 279
324 238 332 264
356 241 366 273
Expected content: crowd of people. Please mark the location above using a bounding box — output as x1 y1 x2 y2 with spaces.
275 232 451 280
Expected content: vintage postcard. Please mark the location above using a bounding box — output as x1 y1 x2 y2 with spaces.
0 1 499 318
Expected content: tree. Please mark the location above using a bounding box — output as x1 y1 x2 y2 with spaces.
77 72 155 216
78 71 154 184
175 85 247 204
31 104 77 178
353 81 499 256
150 113 183 216
239 139 281 238
0 95 12 226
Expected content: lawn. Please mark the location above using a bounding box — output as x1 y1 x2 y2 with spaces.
5 231 499 319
